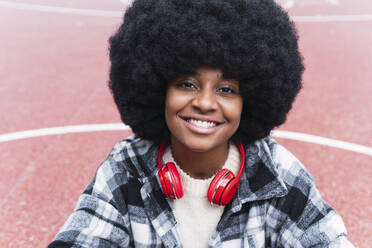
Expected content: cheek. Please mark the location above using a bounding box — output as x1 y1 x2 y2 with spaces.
164 92 174 127
165 90 190 114
164 90 186 127
224 99 243 123
165 91 177 117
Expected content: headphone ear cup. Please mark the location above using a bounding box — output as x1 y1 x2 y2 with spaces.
158 166 171 198
219 179 238 205
207 168 236 205
166 162 184 199
159 162 184 199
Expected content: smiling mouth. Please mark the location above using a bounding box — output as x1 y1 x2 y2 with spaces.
181 117 222 128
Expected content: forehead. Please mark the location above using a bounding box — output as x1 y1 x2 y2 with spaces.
195 67 222 78
193 67 239 85
170 66 240 86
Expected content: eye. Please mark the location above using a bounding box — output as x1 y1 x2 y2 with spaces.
177 81 197 90
218 87 237 94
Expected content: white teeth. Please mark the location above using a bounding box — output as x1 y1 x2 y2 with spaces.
188 119 216 128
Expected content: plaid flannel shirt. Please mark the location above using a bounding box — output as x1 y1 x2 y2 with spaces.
48 135 354 248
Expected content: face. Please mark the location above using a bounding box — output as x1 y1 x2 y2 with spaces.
165 67 243 153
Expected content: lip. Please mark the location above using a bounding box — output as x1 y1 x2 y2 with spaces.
178 115 224 135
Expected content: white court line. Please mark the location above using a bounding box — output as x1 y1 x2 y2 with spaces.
281 0 295 10
0 1 123 17
280 0 340 10
292 15 372 22
120 0 132 4
1 1 372 22
0 123 371 157
327 0 340 5
0 123 130 143
271 130 372 157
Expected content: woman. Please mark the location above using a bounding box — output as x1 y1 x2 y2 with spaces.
48 0 353 247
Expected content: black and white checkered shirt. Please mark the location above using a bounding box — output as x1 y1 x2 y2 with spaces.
48 135 354 247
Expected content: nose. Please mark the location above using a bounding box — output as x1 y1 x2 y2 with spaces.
191 88 218 112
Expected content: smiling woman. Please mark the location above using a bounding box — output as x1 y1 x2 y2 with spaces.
47 0 354 247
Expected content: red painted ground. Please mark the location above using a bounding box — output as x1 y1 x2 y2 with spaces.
0 0 371 247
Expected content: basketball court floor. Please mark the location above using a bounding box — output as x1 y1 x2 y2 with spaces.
0 0 371 247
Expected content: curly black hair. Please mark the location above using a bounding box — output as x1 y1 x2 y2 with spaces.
108 0 304 145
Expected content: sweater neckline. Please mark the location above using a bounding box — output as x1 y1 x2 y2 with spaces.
162 142 241 197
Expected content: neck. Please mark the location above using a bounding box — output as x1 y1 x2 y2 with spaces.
170 137 229 179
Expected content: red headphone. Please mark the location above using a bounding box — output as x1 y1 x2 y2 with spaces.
157 140 245 205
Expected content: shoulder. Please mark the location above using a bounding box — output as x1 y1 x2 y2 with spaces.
101 134 157 179
85 135 157 203
260 138 352 246
262 138 320 212
261 137 316 189
258 138 329 224
109 134 155 164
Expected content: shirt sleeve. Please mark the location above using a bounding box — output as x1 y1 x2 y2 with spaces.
268 145 355 247
47 159 132 248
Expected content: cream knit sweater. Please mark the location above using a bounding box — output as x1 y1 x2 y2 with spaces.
163 142 241 247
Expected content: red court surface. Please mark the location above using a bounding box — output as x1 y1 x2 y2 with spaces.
0 0 371 247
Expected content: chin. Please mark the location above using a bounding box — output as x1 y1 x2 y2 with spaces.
186 145 212 153
182 137 227 153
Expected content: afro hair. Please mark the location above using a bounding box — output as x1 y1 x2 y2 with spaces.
108 0 304 145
